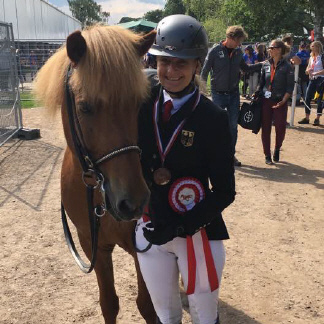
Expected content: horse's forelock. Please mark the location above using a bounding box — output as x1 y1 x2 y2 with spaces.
74 26 149 109
34 25 149 113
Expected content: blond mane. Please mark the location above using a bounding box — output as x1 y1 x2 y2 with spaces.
33 25 148 114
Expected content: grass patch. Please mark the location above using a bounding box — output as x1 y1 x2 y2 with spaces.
20 92 38 109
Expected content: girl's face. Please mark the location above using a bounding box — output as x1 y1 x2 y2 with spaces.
157 56 198 93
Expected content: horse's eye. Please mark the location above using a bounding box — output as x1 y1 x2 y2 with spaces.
78 102 92 114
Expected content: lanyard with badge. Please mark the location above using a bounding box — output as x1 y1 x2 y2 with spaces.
265 62 276 98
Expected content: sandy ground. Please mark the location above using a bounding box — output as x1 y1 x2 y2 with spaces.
0 103 323 324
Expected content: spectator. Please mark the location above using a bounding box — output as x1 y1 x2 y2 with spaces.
29 50 38 80
256 39 294 164
136 14 235 324
243 45 259 98
298 41 324 126
282 34 301 65
201 26 261 166
296 41 310 103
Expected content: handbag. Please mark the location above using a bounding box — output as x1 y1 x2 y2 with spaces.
238 98 262 134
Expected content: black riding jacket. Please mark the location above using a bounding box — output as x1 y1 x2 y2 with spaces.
138 84 236 240
201 42 261 92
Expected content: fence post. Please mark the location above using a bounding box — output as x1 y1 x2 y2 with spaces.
290 64 299 127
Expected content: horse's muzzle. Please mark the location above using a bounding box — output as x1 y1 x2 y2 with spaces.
105 185 150 222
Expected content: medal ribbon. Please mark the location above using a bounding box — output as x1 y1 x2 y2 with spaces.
153 91 201 165
186 229 219 295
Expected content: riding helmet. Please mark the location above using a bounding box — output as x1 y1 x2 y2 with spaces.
149 14 209 63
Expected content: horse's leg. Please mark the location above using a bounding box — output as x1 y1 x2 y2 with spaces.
78 234 119 324
133 253 157 324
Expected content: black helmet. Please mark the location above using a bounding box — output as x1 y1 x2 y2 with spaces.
149 14 209 63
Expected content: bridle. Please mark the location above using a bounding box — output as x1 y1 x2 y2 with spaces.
61 65 142 273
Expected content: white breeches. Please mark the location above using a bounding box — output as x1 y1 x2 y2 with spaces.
135 219 226 324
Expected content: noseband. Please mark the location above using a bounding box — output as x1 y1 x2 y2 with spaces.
61 65 141 273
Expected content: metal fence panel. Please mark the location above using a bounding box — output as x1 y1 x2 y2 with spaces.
2 0 81 41
0 22 22 146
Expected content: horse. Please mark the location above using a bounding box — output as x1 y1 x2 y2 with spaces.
33 25 157 324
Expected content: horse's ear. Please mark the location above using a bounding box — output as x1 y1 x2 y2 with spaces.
66 30 87 66
135 30 156 57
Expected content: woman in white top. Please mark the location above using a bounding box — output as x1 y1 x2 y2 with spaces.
298 41 324 126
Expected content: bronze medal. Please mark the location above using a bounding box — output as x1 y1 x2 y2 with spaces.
153 167 171 185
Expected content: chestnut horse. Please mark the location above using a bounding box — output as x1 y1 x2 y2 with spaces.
34 25 156 324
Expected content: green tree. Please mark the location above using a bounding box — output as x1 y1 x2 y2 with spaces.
163 0 186 17
118 17 141 24
68 0 110 28
183 0 221 22
143 9 164 23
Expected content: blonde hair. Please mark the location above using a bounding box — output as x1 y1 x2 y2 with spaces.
33 25 148 114
310 41 323 56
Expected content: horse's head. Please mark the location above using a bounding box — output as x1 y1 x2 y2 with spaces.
34 26 156 221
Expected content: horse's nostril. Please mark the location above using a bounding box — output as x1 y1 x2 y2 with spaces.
117 199 138 218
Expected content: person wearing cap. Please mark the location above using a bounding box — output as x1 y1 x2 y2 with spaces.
201 26 262 167
135 14 235 324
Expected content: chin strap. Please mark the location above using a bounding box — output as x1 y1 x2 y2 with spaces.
164 78 196 98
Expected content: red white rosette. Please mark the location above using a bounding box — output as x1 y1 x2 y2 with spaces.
168 177 219 295
168 177 205 214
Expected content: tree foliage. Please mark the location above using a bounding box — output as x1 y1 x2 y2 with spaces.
143 9 164 23
163 0 185 17
142 0 323 43
118 17 141 24
68 0 110 28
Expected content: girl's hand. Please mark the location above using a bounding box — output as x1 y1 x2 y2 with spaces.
272 101 285 109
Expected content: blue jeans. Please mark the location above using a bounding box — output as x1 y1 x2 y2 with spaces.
304 78 324 116
211 90 240 151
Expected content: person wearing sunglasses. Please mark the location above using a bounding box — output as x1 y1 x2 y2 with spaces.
298 41 324 126
255 39 294 164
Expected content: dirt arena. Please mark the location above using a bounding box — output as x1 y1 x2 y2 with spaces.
0 104 323 324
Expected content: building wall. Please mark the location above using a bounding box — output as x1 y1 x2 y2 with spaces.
0 0 81 41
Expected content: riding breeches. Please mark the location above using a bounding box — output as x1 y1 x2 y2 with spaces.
135 218 226 324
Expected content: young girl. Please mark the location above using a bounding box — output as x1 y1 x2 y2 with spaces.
298 41 324 126
135 14 236 324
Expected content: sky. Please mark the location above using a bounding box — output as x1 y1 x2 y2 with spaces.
48 0 165 25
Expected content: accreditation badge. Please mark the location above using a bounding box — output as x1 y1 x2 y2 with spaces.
168 177 205 214
264 90 272 98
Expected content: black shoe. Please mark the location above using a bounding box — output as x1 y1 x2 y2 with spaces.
215 315 220 324
298 117 309 124
313 118 320 126
234 156 242 167
265 156 273 165
273 149 280 162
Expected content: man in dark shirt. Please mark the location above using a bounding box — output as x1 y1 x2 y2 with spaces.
201 26 261 166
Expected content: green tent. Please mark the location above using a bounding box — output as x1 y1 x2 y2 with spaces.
117 19 157 33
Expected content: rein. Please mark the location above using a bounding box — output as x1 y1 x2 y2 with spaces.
61 65 142 273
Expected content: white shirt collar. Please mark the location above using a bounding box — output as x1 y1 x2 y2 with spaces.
163 88 197 115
